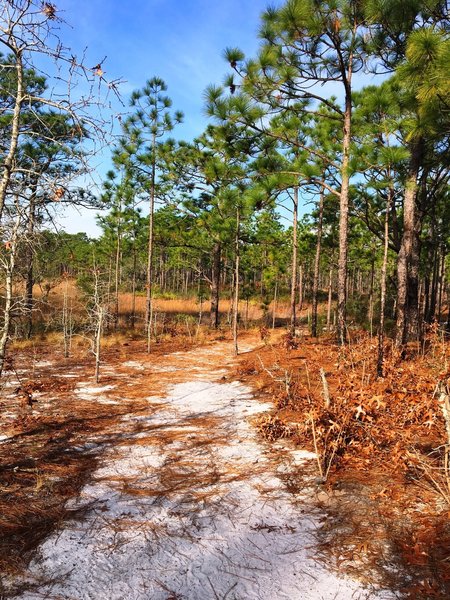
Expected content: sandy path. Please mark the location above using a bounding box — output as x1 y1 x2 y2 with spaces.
14 341 393 600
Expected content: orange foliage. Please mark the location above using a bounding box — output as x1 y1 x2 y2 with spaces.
237 330 450 597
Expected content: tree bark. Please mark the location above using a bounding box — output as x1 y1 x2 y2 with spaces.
327 265 333 332
312 190 324 337
24 188 37 338
438 248 445 322
377 187 393 377
210 241 221 328
114 201 122 330
146 133 157 353
395 138 424 347
290 186 299 335
424 273 431 324
0 203 21 376
446 286 450 333
233 209 240 356
0 55 24 223
94 306 104 384
272 278 278 330
368 259 375 337
130 234 137 329
337 90 352 345
428 246 440 323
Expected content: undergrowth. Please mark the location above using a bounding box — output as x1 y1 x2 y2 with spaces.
236 327 450 599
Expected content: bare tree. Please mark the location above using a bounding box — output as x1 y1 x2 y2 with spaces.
0 195 23 376
86 266 108 383
0 1 121 224
0 1 122 374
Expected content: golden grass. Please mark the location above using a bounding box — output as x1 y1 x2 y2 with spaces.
9 338 39 350
99 332 130 348
21 278 296 323
120 293 271 320
9 332 90 352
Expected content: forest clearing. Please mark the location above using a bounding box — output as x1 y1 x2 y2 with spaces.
1 0 450 599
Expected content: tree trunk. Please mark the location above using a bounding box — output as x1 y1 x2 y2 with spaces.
424 273 431 324
210 241 221 328
25 190 37 338
114 206 122 330
438 248 445 322
337 90 352 345
130 238 137 329
327 265 333 332
0 56 23 223
272 278 278 330
290 186 299 335
233 209 240 356
428 247 440 323
0 204 21 377
377 187 393 377
94 306 104 384
446 286 450 333
395 138 423 347
62 275 73 358
312 190 324 337
368 259 375 337
146 133 157 353
298 263 303 312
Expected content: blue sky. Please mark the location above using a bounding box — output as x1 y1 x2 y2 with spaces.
53 0 284 235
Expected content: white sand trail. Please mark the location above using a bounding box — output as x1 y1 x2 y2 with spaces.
14 343 394 600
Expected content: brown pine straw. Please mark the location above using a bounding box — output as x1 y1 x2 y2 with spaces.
235 330 450 598
0 331 214 591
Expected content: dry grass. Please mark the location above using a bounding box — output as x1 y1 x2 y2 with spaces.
26 278 296 323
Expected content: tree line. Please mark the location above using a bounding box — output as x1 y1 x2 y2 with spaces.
0 0 449 374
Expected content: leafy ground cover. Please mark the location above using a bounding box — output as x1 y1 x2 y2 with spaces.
1 326 449 599
235 328 450 598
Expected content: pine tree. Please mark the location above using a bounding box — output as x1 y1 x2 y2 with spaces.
121 78 183 351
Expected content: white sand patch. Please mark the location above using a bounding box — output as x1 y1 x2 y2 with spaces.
97 398 120 405
146 395 165 403
12 374 394 600
122 361 145 370
121 414 153 423
141 364 180 373
0 378 19 390
291 449 317 464
155 365 179 372
2 411 18 419
100 369 129 378
75 384 117 401
33 360 53 368
69 442 102 454
94 445 166 479
76 384 116 394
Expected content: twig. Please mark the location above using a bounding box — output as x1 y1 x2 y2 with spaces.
319 367 330 409
436 380 450 498
309 414 324 480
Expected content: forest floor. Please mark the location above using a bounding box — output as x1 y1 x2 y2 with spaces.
0 328 448 599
